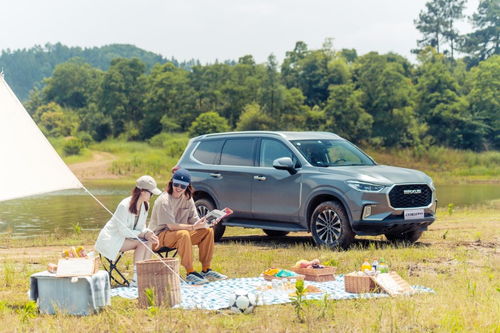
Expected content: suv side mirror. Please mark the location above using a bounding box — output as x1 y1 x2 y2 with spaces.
273 157 297 175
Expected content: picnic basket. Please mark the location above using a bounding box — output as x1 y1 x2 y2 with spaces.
344 273 377 293
137 258 181 308
291 266 336 282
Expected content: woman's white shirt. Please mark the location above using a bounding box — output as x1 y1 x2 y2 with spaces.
95 196 150 261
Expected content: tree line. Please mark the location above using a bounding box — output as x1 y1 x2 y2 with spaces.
11 0 500 151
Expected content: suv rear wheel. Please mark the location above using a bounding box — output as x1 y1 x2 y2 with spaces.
262 229 289 237
311 201 354 249
195 198 226 242
385 229 423 243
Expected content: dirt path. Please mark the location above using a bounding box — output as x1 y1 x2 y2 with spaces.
0 245 94 260
69 152 119 180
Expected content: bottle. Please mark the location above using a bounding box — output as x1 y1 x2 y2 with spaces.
361 258 371 273
372 258 379 272
378 258 389 273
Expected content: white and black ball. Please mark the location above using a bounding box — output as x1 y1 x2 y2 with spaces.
228 289 257 314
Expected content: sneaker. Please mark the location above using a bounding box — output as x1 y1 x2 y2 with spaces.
186 272 210 285
129 280 137 288
200 269 227 281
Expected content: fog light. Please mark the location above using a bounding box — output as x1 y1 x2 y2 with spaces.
362 205 372 219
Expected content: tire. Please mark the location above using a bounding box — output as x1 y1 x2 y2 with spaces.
195 198 226 242
262 229 290 237
310 201 354 249
385 229 423 243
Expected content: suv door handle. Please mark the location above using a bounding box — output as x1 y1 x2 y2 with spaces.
253 175 267 181
209 173 222 178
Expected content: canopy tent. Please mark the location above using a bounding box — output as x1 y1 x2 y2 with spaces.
0 74 82 202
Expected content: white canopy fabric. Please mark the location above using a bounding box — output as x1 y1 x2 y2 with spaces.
0 74 82 202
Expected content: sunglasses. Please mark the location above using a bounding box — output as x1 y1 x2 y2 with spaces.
173 182 187 190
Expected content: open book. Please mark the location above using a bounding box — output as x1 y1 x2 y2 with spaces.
205 207 233 225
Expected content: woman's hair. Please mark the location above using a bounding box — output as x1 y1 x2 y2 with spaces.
166 180 194 199
129 187 149 214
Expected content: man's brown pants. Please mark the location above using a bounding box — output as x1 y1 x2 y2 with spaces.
155 228 214 272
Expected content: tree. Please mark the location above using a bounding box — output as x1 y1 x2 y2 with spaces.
141 63 196 138
323 84 373 143
281 41 309 89
354 52 422 147
259 54 285 122
415 48 486 149
98 58 146 136
414 0 465 58
236 103 274 131
466 55 500 149
188 111 230 137
43 59 102 109
461 0 500 65
34 102 79 137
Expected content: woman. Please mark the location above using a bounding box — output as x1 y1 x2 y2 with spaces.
95 175 161 286
149 168 227 285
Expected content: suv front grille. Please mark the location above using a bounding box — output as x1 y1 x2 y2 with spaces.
389 184 432 208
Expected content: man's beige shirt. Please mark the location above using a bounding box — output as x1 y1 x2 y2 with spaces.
149 192 200 234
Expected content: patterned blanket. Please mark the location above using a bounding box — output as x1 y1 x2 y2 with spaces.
110 275 434 310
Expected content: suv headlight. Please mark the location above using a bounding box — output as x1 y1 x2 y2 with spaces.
346 180 385 192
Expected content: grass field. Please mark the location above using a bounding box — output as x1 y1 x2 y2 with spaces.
0 203 498 332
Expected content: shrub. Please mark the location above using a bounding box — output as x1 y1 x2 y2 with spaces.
188 111 230 137
63 137 83 155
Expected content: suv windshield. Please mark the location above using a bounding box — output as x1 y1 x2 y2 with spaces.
291 139 375 167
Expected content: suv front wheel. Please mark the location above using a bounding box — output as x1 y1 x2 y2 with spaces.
311 201 354 249
195 198 226 242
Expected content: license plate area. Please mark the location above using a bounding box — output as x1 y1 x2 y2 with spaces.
404 209 424 220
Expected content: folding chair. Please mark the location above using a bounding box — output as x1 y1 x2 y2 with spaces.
154 246 178 258
100 253 130 287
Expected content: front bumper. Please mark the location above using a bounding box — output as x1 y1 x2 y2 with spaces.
352 214 435 236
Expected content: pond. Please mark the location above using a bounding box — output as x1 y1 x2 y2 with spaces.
0 182 499 237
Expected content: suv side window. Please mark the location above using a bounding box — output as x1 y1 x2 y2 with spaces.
260 139 300 168
193 140 224 164
220 138 255 166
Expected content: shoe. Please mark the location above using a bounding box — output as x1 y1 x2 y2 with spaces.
186 272 210 285
129 280 137 288
200 269 227 281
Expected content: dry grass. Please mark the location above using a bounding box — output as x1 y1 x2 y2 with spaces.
0 204 499 332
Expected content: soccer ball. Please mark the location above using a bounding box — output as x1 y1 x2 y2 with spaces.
228 289 257 314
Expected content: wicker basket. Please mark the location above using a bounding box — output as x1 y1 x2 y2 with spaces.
344 274 377 293
291 266 336 282
137 258 181 308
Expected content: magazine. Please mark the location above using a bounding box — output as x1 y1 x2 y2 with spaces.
205 207 233 225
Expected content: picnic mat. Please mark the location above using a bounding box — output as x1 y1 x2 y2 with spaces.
110 275 434 310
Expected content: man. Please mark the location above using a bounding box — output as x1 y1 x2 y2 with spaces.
149 168 227 285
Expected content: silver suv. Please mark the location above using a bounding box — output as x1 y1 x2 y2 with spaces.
177 131 437 248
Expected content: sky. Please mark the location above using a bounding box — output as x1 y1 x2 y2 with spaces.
0 0 480 64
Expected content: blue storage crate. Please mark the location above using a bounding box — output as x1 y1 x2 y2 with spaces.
30 270 110 315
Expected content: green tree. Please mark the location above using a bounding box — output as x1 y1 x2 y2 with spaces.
236 103 274 131
323 84 373 143
461 0 500 65
354 52 422 147
98 58 146 136
415 48 486 149
188 111 230 137
34 102 79 137
281 41 309 89
259 54 285 122
141 63 196 138
43 59 102 109
414 0 466 58
466 55 500 149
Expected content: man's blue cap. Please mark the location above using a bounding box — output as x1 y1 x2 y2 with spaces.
172 168 191 186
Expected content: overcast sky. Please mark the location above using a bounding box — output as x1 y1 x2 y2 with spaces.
0 0 480 64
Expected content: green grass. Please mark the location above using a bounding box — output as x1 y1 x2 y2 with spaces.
0 205 498 332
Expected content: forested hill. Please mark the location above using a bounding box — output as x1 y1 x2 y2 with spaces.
0 43 198 100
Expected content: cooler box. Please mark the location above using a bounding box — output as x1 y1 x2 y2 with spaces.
29 270 110 315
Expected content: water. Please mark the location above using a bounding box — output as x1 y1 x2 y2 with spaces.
0 183 498 237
